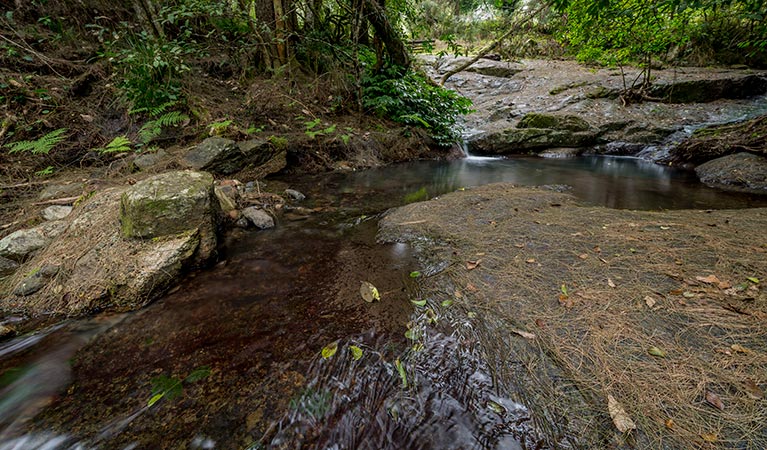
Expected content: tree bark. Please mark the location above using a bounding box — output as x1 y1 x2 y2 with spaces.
362 0 410 68
439 2 547 85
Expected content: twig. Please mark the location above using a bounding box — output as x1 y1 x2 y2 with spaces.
0 180 54 189
33 196 80 206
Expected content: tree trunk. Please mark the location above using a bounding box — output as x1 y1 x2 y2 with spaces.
362 0 409 68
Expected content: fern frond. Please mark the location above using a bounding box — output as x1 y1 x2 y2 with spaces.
5 128 68 155
129 101 178 117
138 121 162 144
99 136 133 154
155 111 189 127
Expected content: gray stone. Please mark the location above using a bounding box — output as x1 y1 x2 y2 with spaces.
649 75 767 103
133 149 167 171
242 207 275 229
235 218 250 228
120 170 219 261
0 256 19 277
695 153 767 193
0 221 68 262
285 189 306 201
41 205 73 221
38 183 83 201
13 264 59 296
214 185 239 213
182 137 243 175
539 148 583 159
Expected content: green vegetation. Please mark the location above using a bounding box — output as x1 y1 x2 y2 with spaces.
4 128 67 155
147 366 211 407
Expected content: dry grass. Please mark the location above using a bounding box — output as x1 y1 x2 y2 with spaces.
380 183 767 449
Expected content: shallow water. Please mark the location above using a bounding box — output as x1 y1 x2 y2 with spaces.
0 156 764 449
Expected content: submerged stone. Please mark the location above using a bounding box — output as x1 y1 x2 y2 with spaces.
242 207 275 229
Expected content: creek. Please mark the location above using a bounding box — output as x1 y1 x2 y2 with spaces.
0 155 766 449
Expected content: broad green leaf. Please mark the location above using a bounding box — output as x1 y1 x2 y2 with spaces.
560 283 568 296
409 271 421 278
648 346 666 357
747 277 759 284
395 358 407 388
322 341 338 359
411 299 427 307
441 299 453 307
349 345 363 361
184 366 211 383
487 400 506 415
404 328 418 340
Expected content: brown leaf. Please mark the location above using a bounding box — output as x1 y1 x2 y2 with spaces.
696 274 721 284
744 379 764 400
525 258 536 264
466 283 478 292
718 281 732 289
510 328 536 339
514 243 524 248
593 246 602 253
466 259 481 270
669 289 684 295
700 433 718 443
535 318 546 328
665 418 675 430
607 395 636 433
705 391 725 410
730 344 751 354
578 253 589 260
558 294 574 308
608 278 616 288
644 296 657 308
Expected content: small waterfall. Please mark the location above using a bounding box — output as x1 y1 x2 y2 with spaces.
460 140 503 162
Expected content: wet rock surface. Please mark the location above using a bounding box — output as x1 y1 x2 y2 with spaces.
695 153 767 193
241 206 275 229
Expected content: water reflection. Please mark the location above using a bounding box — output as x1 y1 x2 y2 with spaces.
289 156 767 212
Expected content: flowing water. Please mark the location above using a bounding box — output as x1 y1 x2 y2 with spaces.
1 156 766 449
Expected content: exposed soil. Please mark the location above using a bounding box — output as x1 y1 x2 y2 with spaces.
379 183 767 449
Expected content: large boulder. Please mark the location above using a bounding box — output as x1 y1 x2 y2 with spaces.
181 137 280 175
120 170 218 261
436 56 524 79
0 256 19 278
0 221 68 262
469 128 597 154
1 188 209 316
695 153 767 194
648 75 767 103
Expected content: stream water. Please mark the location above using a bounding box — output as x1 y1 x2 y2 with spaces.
1 156 766 449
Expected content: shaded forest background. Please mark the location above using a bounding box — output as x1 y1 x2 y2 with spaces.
0 0 765 178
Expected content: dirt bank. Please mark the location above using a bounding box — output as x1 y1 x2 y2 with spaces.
379 184 767 449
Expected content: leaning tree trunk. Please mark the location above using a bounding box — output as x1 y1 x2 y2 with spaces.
362 0 410 68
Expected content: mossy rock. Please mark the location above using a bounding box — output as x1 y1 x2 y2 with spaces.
120 170 219 260
518 113 592 132
469 127 597 154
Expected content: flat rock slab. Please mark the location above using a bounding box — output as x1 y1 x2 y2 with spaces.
41 205 73 221
0 221 68 262
695 152 767 193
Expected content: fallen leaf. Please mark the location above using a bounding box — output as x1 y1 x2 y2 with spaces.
441 299 453 307
411 299 427 307
466 259 481 270
535 318 546 328
700 433 718 443
525 258 536 264
670 289 684 295
705 391 725 410
404 328 418 340
559 294 574 308
321 341 338 359
359 281 381 303
467 284 478 292
608 278 616 288
744 379 764 399
510 328 536 339
487 400 506 415
696 274 721 284
730 344 751 354
718 281 732 289
607 395 636 433
593 246 601 253
665 418 675 430
467 311 477 318
514 243 525 248
349 345 363 361
409 271 421 278
682 292 696 298
648 346 666 357
747 277 760 284
454 290 463 298
660 226 670 230
578 253 589 260
644 296 657 308
395 358 407 388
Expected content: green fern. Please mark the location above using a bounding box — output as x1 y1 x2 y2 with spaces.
98 136 133 154
138 111 189 144
5 128 68 155
129 101 177 117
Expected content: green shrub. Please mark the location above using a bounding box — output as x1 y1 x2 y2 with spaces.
362 63 473 146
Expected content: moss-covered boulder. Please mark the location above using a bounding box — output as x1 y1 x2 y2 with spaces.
469 127 597 154
120 170 218 261
648 75 767 103
518 113 592 132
